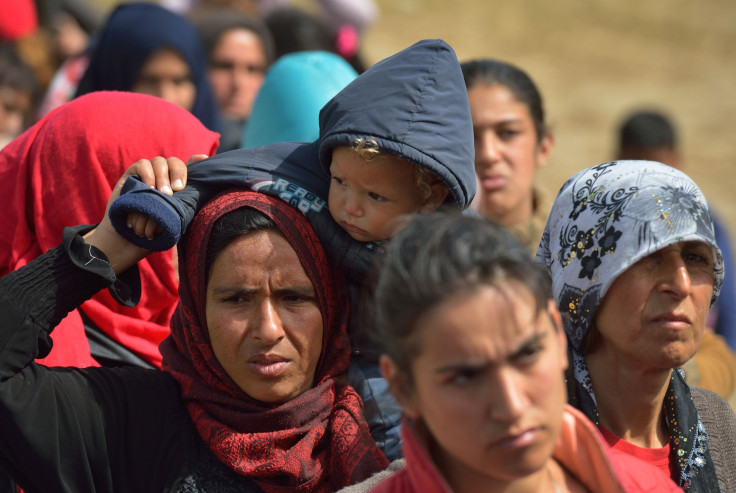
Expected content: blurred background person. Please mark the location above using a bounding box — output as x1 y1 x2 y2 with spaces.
162 0 375 72
461 58 554 254
0 43 39 150
264 4 368 73
194 8 274 152
241 50 357 148
75 2 220 132
35 0 102 117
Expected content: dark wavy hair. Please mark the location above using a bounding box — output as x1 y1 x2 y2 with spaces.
374 210 552 376
461 58 547 143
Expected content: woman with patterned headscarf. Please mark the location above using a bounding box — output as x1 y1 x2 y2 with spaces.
537 160 736 492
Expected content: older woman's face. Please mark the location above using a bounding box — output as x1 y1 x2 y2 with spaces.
593 241 715 369
205 229 323 403
390 284 567 485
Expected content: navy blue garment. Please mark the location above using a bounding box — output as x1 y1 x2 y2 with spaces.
109 38 474 282
108 39 475 462
712 213 736 350
75 2 220 132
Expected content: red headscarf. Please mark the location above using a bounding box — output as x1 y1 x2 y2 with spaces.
0 0 37 41
160 191 388 492
0 91 220 367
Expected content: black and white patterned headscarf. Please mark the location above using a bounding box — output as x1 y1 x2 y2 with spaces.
537 160 724 491
537 160 723 351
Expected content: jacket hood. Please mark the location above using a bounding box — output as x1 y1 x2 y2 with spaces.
318 39 476 208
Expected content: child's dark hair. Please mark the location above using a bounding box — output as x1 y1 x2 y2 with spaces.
374 211 552 377
461 58 547 142
205 206 277 281
617 109 677 152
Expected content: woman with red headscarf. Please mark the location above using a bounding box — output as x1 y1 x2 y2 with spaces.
0 182 388 491
0 91 220 368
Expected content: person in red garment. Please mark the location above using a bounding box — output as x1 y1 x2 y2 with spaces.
0 91 219 367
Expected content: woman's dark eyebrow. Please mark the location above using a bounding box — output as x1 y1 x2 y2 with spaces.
273 285 317 297
211 285 316 297
433 331 547 375
434 361 489 375
509 332 546 359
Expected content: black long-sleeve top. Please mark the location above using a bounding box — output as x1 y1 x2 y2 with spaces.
0 227 259 492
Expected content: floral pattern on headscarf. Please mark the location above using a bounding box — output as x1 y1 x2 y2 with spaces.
542 161 724 491
537 160 723 350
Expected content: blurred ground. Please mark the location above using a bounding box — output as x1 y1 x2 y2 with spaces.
360 0 736 236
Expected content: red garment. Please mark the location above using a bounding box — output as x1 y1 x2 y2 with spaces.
160 190 389 492
370 406 681 493
0 0 37 41
0 91 220 367
600 423 672 480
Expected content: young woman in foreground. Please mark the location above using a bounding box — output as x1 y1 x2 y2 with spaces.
343 211 680 492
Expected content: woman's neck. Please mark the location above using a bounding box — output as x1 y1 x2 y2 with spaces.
480 192 536 229
585 348 671 448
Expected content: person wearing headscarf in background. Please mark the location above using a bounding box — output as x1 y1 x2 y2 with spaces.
0 43 39 150
0 182 388 490
241 50 357 148
538 160 736 492
0 91 220 368
460 58 554 255
264 5 368 73
36 0 102 117
75 2 220 132
193 8 274 152
162 0 375 72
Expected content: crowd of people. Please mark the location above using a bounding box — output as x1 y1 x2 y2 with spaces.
1 1 735 492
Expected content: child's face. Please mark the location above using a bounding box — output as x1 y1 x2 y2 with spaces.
328 146 428 242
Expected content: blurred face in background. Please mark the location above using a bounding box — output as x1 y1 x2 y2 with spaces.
51 12 89 60
0 86 32 148
133 47 196 111
468 84 553 228
208 28 267 120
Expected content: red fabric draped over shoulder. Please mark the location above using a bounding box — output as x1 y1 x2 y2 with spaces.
160 190 388 492
0 91 220 367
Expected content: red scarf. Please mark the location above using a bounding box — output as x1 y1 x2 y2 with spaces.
160 191 388 492
0 91 220 367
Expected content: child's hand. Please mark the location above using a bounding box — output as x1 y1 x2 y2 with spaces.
125 154 208 239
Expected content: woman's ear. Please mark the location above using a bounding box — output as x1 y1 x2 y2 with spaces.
419 184 450 213
379 354 421 419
